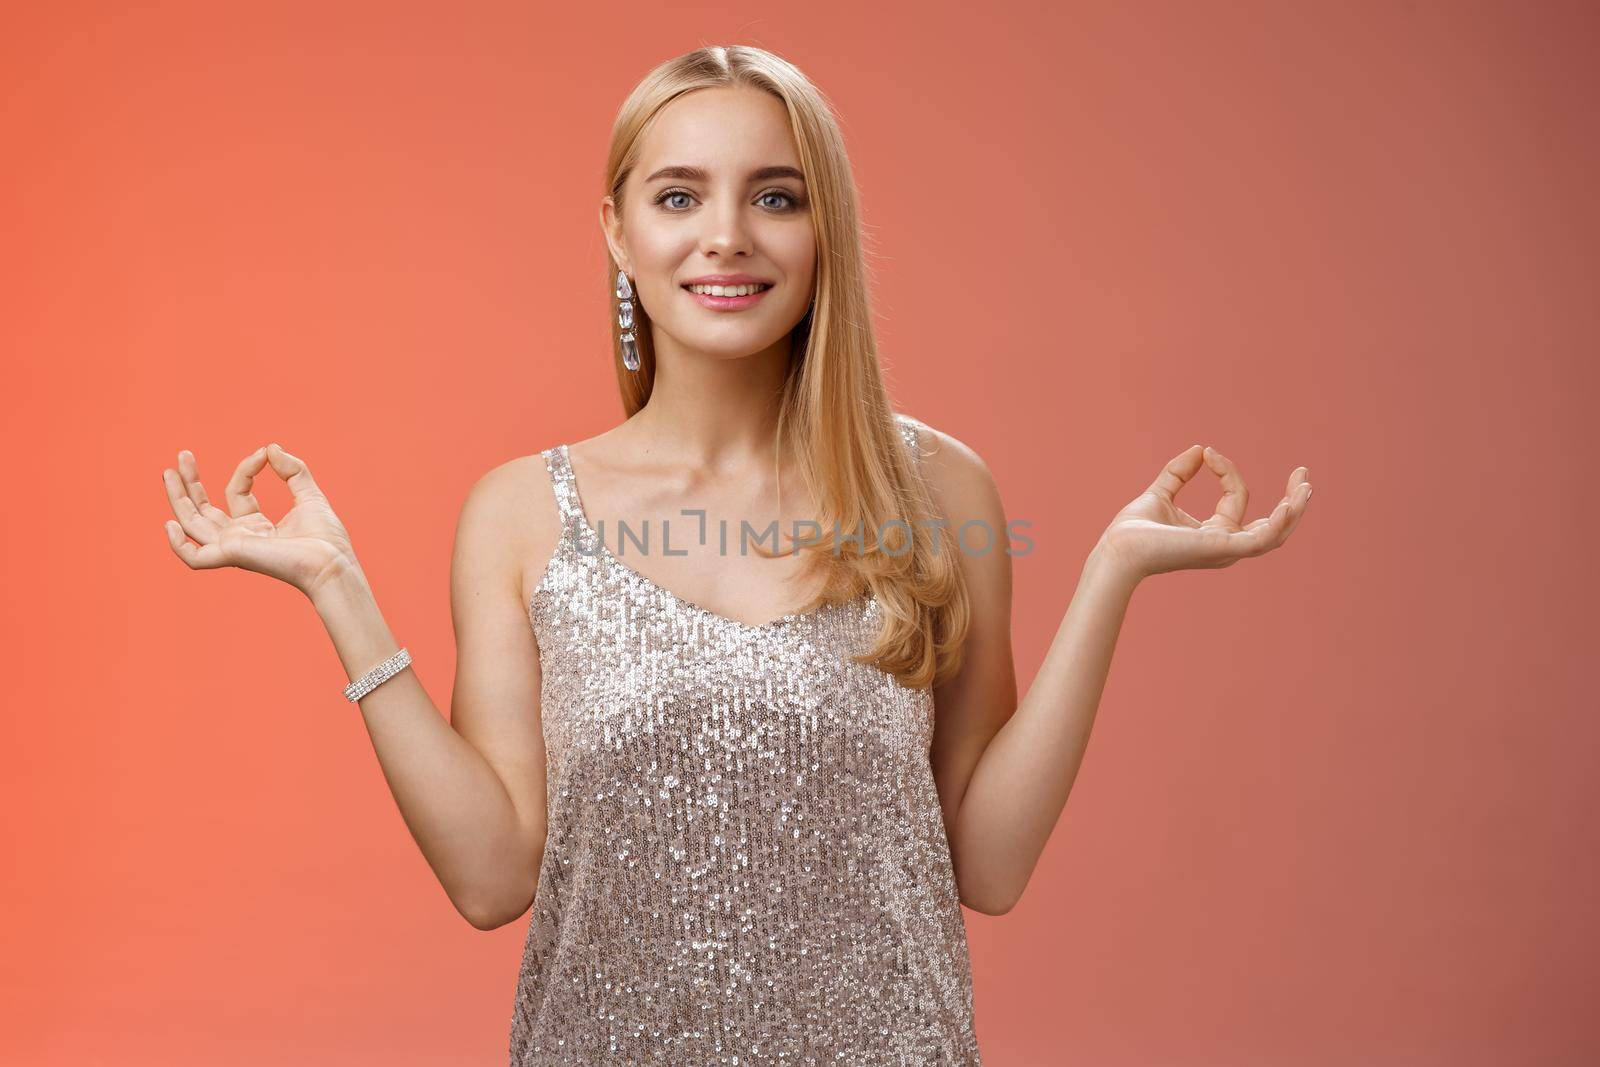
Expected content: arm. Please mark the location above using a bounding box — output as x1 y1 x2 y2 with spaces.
311 459 552 930
920 434 1310 915
939 534 1138 916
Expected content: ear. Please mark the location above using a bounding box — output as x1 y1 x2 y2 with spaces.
599 196 631 276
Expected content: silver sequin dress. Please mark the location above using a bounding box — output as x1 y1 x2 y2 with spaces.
510 414 982 1066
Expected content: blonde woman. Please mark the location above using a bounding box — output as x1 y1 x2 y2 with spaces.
161 45 1311 1066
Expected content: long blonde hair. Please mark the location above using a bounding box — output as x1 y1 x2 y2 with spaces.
602 45 969 690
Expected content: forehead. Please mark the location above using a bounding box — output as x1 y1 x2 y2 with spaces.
635 86 800 172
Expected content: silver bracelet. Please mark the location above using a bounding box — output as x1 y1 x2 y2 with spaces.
344 647 412 702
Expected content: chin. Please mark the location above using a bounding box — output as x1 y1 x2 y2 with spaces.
699 336 789 360
665 322 798 359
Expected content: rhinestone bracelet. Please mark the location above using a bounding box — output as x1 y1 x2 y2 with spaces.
343 647 412 702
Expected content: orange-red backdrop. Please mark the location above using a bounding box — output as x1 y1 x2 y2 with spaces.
4 1 1595 1064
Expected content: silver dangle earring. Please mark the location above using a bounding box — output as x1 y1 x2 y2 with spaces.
615 270 639 372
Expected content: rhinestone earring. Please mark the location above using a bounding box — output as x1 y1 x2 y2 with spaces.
615 270 639 371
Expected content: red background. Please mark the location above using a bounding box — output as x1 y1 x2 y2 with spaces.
4 1 1596 1063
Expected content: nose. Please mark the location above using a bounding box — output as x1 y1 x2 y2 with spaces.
697 196 755 259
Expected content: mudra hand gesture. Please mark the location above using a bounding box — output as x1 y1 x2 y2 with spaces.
1099 444 1312 579
162 443 358 599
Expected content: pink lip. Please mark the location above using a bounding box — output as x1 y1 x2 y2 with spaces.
682 274 772 285
682 282 773 312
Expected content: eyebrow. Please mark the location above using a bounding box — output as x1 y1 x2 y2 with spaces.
642 164 807 184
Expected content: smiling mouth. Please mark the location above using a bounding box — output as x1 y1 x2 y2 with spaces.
682 283 774 296
681 283 775 311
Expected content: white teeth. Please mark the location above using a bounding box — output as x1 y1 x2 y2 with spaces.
687 283 769 297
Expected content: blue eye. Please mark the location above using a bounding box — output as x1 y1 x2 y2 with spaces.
651 188 806 213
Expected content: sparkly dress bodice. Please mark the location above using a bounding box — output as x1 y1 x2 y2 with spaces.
510 414 982 1066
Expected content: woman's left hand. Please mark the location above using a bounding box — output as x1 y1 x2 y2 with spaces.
1097 444 1312 581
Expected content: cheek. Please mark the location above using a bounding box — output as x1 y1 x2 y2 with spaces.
775 234 818 295
777 228 816 270
629 226 684 276
629 232 691 311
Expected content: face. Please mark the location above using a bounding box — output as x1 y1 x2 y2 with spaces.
601 86 818 361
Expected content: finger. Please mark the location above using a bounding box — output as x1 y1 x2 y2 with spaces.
1244 474 1313 533
1242 466 1311 533
163 518 225 569
1243 512 1276 532
176 450 232 525
1238 481 1311 553
1228 505 1287 558
1202 446 1249 527
1243 495 1291 532
263 442 330 504
1279 480 1313 541
164 466 221 544
225 445 272 517
1146 444 1207 503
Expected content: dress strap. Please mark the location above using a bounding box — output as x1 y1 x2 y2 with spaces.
895 412 925 472
541 444 585 528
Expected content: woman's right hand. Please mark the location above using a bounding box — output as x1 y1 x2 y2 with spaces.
162 442 359 601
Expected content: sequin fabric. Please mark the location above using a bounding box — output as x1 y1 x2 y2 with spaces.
511 414 981 1066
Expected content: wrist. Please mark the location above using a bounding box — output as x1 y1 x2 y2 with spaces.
308 558 373 617
1086 534 1145 593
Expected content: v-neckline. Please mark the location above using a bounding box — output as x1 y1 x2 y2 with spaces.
559 443 861 633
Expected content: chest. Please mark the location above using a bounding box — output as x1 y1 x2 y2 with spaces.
527 551 936 780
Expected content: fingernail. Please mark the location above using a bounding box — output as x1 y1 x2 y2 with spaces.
1306 486 1313 500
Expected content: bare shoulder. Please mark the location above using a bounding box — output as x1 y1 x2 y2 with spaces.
454 449 565 608
897 415 1006 528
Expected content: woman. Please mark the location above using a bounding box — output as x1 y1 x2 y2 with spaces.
160 45 1311 1066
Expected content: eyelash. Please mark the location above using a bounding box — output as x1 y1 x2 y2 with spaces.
651 188 806 213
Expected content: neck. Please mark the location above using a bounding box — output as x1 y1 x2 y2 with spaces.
628 329 798 471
